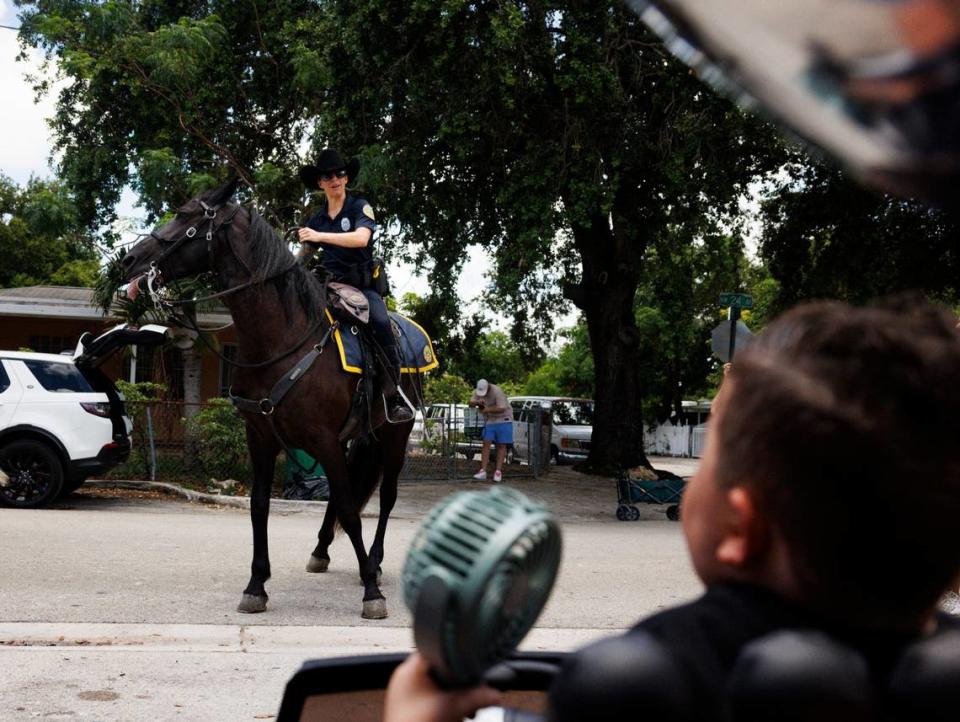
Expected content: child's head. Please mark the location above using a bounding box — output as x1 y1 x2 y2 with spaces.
684 299 960 628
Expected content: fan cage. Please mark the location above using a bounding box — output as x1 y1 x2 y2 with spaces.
402 487 563 684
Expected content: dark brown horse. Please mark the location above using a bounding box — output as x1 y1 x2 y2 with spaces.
122 179 417 619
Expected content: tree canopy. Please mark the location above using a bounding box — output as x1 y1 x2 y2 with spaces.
17 0 787 472
16 0 315 232
294 1 785 471
24 1 954 473
0 175 99 288
758 163 960 312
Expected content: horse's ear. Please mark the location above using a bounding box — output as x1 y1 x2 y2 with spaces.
208 177 239 207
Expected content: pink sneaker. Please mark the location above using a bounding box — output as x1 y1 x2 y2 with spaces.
493 470 503 483
472 470 487 481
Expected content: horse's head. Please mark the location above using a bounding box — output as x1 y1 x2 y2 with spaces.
122 178 239 300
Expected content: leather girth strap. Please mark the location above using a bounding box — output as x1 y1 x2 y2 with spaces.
230 321 338 418
229 321 339 474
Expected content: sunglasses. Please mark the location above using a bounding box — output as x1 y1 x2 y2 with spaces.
319 169 348 181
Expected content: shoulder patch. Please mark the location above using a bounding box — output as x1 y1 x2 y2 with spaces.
362 204 375 221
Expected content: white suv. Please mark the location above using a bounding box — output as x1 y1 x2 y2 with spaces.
0 323 168 508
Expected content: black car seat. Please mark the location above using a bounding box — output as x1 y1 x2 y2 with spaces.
547 622 960 722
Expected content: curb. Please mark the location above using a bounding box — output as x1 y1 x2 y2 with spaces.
85 480 333 514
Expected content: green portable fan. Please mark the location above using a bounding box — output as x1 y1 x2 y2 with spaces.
401 486 563 687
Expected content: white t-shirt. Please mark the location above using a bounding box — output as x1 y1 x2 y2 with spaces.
470 383 513 423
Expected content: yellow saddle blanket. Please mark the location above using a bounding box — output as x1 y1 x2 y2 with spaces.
324 309 438 375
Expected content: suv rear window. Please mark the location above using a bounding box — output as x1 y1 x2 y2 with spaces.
0 363 9 393
22 360 94 393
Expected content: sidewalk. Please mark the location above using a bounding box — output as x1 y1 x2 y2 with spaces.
84 455 699 524
388 455 699 523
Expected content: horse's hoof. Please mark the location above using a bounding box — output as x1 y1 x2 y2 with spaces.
362 598 388 619
306 555 329 573
237 594 268 614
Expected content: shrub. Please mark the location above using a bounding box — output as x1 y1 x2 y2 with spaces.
184 398 249 481
424 373 472 404
115 381 167 479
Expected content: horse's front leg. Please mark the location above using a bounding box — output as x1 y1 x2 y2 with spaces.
322 446 385 619
364 429 406 588
306 485 336 573
237 422 279 613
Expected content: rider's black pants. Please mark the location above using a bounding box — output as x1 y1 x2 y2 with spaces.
360 288 401 372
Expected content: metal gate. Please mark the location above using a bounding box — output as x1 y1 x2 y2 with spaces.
401 403 547 481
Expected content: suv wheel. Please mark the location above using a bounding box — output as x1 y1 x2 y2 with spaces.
0 439 65 508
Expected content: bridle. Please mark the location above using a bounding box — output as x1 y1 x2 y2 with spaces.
142 199 325 370
145 200 247 307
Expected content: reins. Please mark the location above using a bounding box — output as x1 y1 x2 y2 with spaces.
175 307 326 370
147 201 296 308
146 202 322 370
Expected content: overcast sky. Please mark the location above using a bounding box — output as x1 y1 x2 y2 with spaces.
0 2 574 342
1 2 56 186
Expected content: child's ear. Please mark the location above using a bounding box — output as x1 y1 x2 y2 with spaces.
716 487 767 567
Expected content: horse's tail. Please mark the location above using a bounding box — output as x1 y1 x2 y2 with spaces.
335 433 383 532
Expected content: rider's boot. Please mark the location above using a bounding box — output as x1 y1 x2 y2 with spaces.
384 346 414 423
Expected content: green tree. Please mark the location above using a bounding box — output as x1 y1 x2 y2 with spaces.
18 1 785 473
524 360 563 397
525 323 596 398
449 330 529 390
758 163 960 311
633 225 757 423
16 1 315 232
297 2 783 472
553 324 595 399
0 175 99 287
423 373 472 405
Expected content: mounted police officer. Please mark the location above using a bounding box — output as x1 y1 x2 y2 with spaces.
297 148 413 423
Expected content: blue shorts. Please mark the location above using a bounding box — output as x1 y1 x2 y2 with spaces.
482 422 513 445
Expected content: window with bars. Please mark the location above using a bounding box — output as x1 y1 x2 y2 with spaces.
219 344 238 397
122 345 157 384
120 345 183 399
167 348 185 400
28 335 76 355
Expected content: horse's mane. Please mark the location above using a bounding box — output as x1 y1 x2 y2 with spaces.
245 208 324 323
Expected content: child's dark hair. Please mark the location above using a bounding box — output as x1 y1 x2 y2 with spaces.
718 298 960 627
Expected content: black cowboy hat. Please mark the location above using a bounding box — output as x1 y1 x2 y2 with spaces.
299 148 361 188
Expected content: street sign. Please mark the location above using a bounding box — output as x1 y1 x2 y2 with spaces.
719 292 754 309
711 320 753 363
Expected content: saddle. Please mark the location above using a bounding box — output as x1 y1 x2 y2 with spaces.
327 281 369 325
325 281 402 442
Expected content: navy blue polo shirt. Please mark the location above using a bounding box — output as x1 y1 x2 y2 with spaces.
305 194 377 282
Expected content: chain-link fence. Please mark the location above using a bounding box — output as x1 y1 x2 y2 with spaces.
108 400 549 486
106 400 274 485
402 404 548 481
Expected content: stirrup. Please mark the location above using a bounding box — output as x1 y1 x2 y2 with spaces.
383 386 416 424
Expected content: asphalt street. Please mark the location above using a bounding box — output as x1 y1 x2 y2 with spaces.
0 457 701 721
